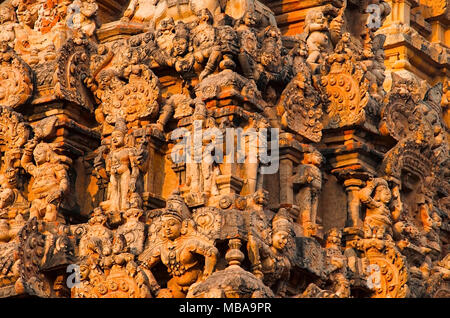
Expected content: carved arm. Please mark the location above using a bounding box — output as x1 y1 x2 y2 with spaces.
20 138 38 176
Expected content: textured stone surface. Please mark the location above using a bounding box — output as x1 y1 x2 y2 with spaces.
0 0 447 299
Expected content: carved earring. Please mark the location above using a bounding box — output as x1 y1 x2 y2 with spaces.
180 220 189 235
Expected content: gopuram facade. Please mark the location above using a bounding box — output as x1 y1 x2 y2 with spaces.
0 0 447 298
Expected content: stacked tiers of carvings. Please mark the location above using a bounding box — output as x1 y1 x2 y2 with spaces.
0 0 447 298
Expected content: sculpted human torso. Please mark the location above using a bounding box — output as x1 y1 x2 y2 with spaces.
123 0 221 27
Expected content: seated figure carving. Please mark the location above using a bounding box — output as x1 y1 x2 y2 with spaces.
139 193 218 298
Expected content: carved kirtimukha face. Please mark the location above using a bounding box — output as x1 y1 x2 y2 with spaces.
272 230 288 251
161 215 182 240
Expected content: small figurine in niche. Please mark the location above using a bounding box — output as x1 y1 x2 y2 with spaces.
21 139 71 222
290 37 311 79
301 228 350 298
243 114 270 195
139 198 218 298
0 168 28 241
359 177 396 240
99 118 140 214
185 101 220 198
291 149 324 237
200 117 221 197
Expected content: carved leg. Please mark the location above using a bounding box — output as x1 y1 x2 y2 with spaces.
238 53 254 79
296 188 312 225
199 51 222 81
310 190 320 228
29 200 40 220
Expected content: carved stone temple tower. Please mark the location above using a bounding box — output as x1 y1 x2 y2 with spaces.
0 0 447 298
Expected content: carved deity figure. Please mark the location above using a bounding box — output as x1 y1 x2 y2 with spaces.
66 0 98 37
323 228 350 298
290 37 311 79
243 114 270 195
21 139 70 222
259 210 293 297
0 5 18 48
185 101 221 199
0 168 28 242
303 9 333 71
291 150 323 237
121 0 222 27
99 119 140 214
116 193 146 255
359 178 395 240
122 0 158 23
190 9 221 81
362 34 386 103
419 200 442 253
254 26 289 92
151 21 196 79
139 196 218 298
235 10 259 80
302 228 350 298
79 207 113 261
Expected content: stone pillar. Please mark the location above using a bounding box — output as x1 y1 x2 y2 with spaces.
343 178 364 228
279 157 294 205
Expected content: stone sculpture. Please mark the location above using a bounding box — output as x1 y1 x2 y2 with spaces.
0 0 446 300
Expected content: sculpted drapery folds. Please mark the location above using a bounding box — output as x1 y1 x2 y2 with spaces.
0 0 448 299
